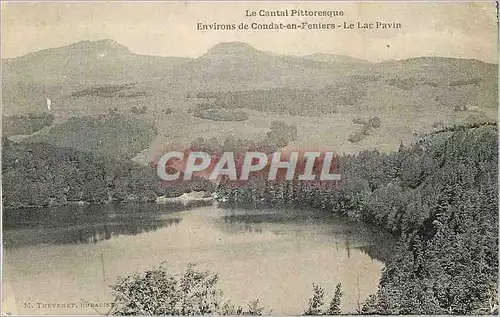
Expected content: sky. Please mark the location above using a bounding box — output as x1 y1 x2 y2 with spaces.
1 1 498 62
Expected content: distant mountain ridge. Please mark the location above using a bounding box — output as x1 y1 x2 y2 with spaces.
2 39 497 115
3 39 372 64
5 39 494 64
202 42 264 58
2 38 498 172
2 39 191 83
3 39 495 85
303 53 370 64
3 39 131 61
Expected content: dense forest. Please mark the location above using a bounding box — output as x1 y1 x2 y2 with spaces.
192 107 250 122
215 122 499 314
2 139 214 209
71 82 139 98
3 119 497 314
24 112 157 160
193 84 365 116
2 118 298 209
191 120 297 153
108 263 343 316
3 112 54 137
348 116 382 143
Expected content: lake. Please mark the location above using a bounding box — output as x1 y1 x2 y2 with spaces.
3 202 390 315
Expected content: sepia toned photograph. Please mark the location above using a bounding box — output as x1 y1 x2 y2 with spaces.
1 1 498 315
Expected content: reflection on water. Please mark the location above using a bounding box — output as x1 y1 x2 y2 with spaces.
3 204 392 315
2 202 217 247
4 218 182 247
217 208 393 257
356 243 395 263
3 200 211 229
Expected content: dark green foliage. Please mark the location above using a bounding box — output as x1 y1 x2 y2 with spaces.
303 283 343 315
326 283 343 315
352 117 367 125
245 299 264 316
357 124 497 314
2 141 215 209
130 106 147 115
366 117 381 129
218 123 498 315
193 85 365 116
265 120 298 149
219 299 264 316
72 82 138 98
3 112 54 137
109 264 262 316
304 284 325 315
431 121 444 128
349 117 381 143
118 91 146 98
386 77 418 90
218 299 263 316
386 77 442 90
196 92 218 99
449 78 482 87
23 113 156 160
110 264 223 315
348 132 365 143
189 120 297 153
193 108 249 122
358 294 379 314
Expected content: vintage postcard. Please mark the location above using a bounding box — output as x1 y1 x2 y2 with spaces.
1 1 498 315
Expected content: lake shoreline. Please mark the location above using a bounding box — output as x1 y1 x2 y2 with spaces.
3 204 388 315
3 190 215 210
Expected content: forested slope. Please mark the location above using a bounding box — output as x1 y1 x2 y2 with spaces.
2 140 214 209
216 123 498 314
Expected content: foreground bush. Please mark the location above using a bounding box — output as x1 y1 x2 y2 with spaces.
303 283 343 315
109 264 263 315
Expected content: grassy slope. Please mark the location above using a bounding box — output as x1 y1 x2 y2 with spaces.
3 41 497 164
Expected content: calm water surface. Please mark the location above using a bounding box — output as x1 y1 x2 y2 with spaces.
3 203 390 315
